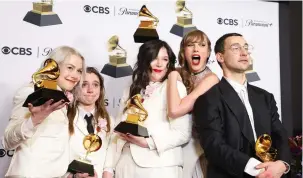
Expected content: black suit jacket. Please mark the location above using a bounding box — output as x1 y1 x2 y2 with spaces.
193 78 291 178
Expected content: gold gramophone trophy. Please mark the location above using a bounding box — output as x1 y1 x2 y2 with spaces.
255 134 278 162
101 35 133 78
114 94 149 137
170 0 197 37
22 58 69 107
245 56 260 82
68 133 102 176
23 0 62 26
133 5 159 43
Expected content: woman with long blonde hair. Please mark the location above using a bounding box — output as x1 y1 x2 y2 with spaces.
167 30 219 178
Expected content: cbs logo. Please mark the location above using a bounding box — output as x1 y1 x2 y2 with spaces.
1 46 32 56
217 18 238 26
104 98 121 108
104 99 109 106
0 149 14 158
83 5 110 14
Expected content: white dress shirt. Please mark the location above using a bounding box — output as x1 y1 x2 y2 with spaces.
225 77 289 176
68 106 114 177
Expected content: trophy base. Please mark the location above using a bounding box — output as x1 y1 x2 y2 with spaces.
23 11 62 26
114 121 149 138
68 160 94 177
22 88 69 107
170 24 197 37
101 64 133 78
246 71 260 82
133 28 159 43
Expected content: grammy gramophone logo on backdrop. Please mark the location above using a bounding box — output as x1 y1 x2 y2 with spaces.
23 0 62 27
101 35 133 78
245 56 260 82
170 0 197 37
133 5 159 43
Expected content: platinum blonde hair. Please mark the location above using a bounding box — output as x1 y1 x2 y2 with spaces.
47 45 86 81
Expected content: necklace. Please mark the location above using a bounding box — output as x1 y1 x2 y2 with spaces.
191 66 207 76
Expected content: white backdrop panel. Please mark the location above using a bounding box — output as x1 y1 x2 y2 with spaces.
0 1 279 177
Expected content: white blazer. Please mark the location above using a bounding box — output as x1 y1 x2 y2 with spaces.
104 80 192 170
2 84 70 178
68 108 114 177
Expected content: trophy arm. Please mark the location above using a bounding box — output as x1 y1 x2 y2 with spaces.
154 17 159 27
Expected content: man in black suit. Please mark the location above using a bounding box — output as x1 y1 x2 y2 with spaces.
193 33 291 178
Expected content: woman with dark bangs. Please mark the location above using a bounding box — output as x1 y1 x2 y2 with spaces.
167 30 219 178
103 39 191 178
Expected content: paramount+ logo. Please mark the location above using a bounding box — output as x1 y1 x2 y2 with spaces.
217 17 239 26
83 5 110 14
1 46 32 56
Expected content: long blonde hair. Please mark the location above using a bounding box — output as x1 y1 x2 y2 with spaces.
48 46 86 79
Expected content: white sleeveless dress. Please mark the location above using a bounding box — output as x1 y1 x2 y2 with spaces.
182 67 212 178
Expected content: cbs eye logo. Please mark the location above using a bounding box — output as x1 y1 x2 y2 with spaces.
217 18 238 26
1 46 32 56
83 5 110 14
0 149 14 158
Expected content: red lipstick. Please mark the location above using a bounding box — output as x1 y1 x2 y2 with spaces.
153 69 162 73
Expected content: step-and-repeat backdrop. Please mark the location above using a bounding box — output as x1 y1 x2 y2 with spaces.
0 0 279 176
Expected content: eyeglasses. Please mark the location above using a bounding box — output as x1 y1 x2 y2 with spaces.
227 44 254 54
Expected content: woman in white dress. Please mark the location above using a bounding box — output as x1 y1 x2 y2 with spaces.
103 39 192 178
65 67 114 178
167 30 219 178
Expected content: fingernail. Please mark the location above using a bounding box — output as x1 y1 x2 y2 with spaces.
126 133 130 136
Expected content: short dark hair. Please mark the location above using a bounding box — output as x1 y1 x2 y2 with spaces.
129 39 176 99
214 33 242 68
214 33 243 54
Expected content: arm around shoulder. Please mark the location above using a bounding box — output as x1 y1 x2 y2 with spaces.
168 73 219 119
151 81 192 153
191 72 219 99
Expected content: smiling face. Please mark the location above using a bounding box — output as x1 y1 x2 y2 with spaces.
56 54 83 91
149 47 169 82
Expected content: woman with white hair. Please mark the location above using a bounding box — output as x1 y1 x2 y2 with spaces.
2 46 85 178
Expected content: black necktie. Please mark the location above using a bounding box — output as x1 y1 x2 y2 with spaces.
84 114 94 134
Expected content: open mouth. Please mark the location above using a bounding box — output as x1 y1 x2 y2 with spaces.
192 55 200 65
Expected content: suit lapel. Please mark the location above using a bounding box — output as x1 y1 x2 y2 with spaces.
74 111 89 136
247 84 266 138
219 78 255 146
